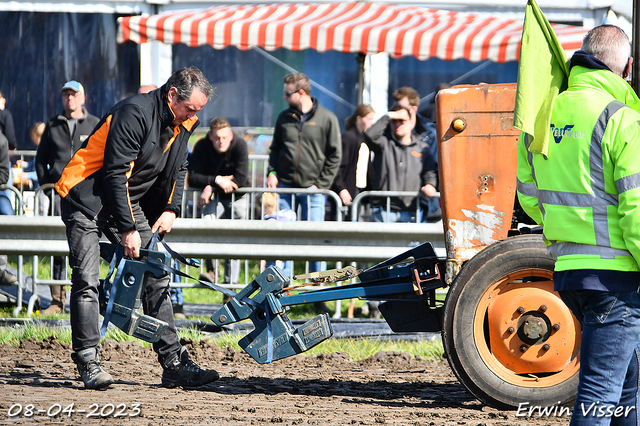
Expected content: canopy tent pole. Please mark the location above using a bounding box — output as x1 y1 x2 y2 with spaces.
357 53 365 106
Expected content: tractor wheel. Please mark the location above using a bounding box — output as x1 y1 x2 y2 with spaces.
441 234 580 409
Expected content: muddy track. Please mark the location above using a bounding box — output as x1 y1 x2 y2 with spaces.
0 337 569 425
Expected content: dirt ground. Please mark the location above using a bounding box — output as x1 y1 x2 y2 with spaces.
0 336 570 425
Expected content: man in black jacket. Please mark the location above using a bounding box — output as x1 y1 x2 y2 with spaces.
0 91 17 150
36 80 100 314
364 103 438 223
267 73 341 298
188 117 248 286
55 67 218 390
0 129 17 286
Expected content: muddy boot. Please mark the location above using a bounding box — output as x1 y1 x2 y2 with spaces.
161 347 219 388
42 285 65 314
71 347 114 389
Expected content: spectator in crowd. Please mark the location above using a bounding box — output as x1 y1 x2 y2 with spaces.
0 125 17 286
189 117 249 290
361 103 437 318
364 103 438 223
420 82 451 123
23 122 46 185
36 81 100 315
261 192 296 278
55 67 218 389
20 122 49 215
392 86 441 221
267 72 341 311
29 122 45 150
330 104 375 218
0 91 17 216
13 122 46 192
0 91 17 150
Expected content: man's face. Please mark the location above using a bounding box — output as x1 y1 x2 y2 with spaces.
283 83 302 109
209 126 233 153
167 87 208 125
390 109 413 139
397 96 417 130
62 89 85 116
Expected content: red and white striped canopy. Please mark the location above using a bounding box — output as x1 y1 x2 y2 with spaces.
117 2 587 62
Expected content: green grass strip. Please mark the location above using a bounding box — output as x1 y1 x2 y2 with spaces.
0 323 443 362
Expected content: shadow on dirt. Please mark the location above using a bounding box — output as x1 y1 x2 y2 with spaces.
179 375 480 409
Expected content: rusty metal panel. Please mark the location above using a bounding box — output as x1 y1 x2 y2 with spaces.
435 83 520 282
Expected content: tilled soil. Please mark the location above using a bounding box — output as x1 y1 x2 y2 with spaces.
0 336 569 425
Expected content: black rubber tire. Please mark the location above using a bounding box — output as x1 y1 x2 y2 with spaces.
441 234 579 409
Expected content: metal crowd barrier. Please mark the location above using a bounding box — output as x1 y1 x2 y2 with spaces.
181 186 346 221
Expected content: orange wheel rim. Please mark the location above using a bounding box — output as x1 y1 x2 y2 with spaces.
472 268 580 387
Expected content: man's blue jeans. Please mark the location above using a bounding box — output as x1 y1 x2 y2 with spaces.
559 290 640 426
371 206 419 223
0 190 15 215
277 185 324 273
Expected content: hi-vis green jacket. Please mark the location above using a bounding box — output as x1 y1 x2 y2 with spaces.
517 65 640 272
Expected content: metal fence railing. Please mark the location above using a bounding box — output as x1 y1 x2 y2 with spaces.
3 151 444 317
351 190 441 223
0 215 445 317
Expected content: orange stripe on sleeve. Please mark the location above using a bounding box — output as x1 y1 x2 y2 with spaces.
55 115 112 198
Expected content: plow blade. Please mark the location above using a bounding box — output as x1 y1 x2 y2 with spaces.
211 266 333 363
240 312 332 363
98 243 170 343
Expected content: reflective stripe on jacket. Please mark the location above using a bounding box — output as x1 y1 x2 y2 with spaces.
517 66 640 272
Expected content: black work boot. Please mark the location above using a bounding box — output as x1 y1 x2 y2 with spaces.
71 347 114 389
161 347 219 388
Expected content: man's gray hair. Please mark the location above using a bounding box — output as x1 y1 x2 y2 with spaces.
166 67 215 101
581 25 631 77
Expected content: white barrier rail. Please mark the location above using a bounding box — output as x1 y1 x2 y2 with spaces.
0 216 445 316
0 216 445 260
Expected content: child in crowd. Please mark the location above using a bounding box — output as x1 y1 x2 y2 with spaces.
261 192 296 278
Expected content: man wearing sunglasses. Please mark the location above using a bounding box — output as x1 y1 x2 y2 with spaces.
267 73 341 312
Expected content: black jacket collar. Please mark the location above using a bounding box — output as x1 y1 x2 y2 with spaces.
570 50 612 73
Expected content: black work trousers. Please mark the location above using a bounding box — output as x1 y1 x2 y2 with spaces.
61 199 180 366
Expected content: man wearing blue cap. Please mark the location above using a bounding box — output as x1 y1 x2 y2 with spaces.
36 80 99 314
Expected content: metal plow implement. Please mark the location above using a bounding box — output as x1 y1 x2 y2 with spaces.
211 242 445 363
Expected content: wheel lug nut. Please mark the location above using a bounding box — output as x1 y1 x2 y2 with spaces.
542 344 550 351
520 345 528 352
552 323 560 331
517 306 525 314
539 305 547 312
506 326 514 334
